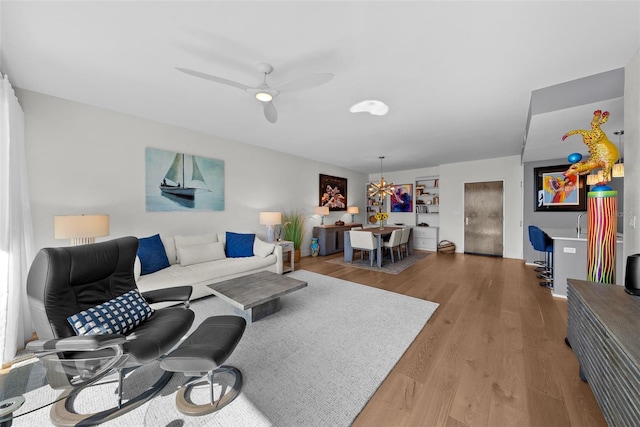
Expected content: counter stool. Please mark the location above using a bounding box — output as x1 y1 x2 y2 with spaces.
528 225 554 288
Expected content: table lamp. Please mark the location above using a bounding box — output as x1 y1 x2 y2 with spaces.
347 206 359 222
315 206 329 225
54 214 110 246
259 211 282 242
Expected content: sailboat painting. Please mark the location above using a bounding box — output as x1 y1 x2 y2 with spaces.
145 147 224 211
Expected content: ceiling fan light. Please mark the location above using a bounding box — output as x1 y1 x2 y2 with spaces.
255 92 273 102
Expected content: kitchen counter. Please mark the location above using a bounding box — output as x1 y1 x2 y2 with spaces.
546 228 623 243
545 228 624 297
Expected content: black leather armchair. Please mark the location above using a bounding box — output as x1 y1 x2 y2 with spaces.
26 236 195 426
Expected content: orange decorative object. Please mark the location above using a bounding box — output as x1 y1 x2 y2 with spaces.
562 110 619 184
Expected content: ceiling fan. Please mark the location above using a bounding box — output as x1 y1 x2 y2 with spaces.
176 62 333 123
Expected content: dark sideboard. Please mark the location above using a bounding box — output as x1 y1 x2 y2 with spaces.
567 279 640 427
313 223 362 256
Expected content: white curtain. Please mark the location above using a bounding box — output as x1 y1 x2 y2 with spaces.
0 75 35 364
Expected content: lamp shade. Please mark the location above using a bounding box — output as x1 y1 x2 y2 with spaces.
54 214 109 245
315 206 329 216
259 211 282 225
612 163 624 178
347 206 359 214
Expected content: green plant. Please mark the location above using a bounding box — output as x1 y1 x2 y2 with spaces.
282 209 306 250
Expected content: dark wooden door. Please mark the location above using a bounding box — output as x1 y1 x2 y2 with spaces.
464 181 504 257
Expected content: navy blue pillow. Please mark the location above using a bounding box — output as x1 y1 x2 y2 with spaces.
226 232 255 258
137 234 170 275
67 290 154 336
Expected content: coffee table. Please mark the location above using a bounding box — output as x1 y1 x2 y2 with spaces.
207 271 307 323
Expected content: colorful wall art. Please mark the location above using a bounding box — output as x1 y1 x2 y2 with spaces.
146 147 224 211
391 184 413 212
534 165 586 212
319 174 347 211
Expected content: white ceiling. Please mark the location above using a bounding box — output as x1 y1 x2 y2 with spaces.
1 1 638 174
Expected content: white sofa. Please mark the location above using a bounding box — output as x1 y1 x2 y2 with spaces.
135 232 283 302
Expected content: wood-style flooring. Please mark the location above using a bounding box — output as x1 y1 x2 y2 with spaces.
298 250 606 427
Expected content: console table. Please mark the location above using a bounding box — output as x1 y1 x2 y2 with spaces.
567 279 640 427
313 223 362 256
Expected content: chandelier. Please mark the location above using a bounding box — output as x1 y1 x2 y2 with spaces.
368 156 395 199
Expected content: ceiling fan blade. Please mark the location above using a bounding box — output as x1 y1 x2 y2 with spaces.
276 73 334 92
263 101 278 123
176 67 252 91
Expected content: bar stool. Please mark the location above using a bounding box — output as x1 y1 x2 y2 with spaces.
528 225 554 288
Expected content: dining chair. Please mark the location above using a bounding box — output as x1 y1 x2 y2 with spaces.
351 226 363 230
383 229 403 263
399 227 411 259
349 230 378 267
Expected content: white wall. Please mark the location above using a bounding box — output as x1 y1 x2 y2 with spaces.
439 156 524 259
624 50 640 260
17 89 367 254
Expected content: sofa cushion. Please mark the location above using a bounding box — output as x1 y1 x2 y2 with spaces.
67 290 154 336
160 235 178 265
254 237 275 257
226 232 255 258
138 234 171 275
137 255 277 293
178 241 226 266
174 233 218 263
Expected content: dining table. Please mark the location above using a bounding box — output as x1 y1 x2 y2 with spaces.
343 226 413 268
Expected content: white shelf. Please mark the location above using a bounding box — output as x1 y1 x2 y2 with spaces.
415 176 439 227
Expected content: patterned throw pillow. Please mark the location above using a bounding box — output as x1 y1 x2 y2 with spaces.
67 290 154 336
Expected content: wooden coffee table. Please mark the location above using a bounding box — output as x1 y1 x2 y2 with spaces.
207 271 307 323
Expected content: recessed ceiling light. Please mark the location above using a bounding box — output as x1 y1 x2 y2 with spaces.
349 100 389 116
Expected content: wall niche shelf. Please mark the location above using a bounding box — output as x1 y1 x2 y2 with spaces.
414 176 439 250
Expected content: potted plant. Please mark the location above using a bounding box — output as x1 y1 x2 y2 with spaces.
282 209 306 263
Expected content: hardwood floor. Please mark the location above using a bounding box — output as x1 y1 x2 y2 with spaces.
298 251 607 427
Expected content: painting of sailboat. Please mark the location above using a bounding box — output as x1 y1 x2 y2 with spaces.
160 153 207 199
146 147 224 212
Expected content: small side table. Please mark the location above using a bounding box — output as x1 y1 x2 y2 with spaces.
275 240 294 273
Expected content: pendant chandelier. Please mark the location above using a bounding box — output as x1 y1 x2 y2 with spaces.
368 156 395 199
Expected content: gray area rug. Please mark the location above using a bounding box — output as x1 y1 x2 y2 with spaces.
326 250 431 274
9 270 438 426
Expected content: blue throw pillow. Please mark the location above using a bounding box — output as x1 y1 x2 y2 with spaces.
225 232 255 258
67 290 154 336
137 234 170 275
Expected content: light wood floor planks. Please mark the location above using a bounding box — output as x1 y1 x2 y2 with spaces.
298 251 606 427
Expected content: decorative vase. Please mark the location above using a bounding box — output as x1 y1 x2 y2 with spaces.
379 220 384 230
294 249 301 263
310 238 320 257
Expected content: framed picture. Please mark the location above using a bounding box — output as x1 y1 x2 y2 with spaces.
319 174 347 211
391 184 413 212
145 147 225 212
534 165 586 212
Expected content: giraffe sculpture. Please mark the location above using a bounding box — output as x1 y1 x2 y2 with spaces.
562 110 619 184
